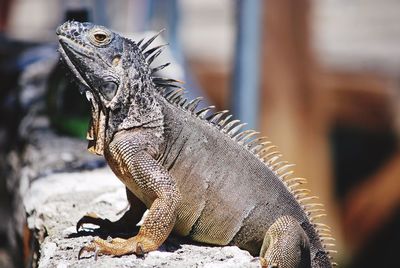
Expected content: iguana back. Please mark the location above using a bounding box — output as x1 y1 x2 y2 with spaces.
158 95 332 267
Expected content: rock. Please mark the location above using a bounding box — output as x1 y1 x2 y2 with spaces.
23 168 259 267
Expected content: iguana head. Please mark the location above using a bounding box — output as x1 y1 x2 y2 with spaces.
57 21 166 155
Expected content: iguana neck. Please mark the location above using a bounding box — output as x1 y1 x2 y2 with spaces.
107 77 164 141
88 75 164 155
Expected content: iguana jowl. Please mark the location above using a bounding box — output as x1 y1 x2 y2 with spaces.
56 21 336 268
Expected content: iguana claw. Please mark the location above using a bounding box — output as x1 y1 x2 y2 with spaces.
78 245 100 261
78 241 97 260
76 212 112 232
260 257 278 268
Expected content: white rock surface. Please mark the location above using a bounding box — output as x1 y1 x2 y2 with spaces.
24 168 259 267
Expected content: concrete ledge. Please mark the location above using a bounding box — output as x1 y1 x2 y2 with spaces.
23 167 259 267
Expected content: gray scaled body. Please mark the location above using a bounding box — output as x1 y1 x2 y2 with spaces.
56 21 336 268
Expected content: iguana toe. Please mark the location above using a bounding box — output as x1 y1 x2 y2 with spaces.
77 235 158 259
260 257 278 268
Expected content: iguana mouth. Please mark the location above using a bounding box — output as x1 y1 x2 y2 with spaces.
58 36 107 113
57 34 107 155
58 37 92 91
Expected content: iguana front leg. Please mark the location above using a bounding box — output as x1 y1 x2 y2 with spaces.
76 188 146 234
260 216 311 268
79 133 181 258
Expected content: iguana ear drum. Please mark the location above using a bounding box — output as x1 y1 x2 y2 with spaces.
100 81 118 100
112 56 121 66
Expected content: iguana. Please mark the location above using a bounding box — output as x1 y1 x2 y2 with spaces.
56 21 336 268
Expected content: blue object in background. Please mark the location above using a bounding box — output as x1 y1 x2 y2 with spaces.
232 0 262 129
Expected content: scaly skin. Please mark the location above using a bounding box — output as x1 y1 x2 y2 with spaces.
56 21 336 267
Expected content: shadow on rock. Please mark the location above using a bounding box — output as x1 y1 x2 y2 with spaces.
67 228 184 253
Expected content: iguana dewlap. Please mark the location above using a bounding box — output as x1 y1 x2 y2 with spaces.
56 21 336 268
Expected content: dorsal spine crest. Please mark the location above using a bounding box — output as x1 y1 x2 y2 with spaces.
138 31 336 265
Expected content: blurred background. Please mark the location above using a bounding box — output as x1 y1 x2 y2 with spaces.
1 0 400 267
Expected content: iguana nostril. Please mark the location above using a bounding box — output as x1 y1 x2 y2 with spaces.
56 22 71 36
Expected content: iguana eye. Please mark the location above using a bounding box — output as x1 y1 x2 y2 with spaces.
94 33 107 42
100 81 118 100
89 28 112 46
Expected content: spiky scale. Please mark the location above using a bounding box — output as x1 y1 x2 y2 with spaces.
263 152 282 162
147 48 165 65
270 161 289 171
323 243 336 248
221 119 240 132
144 44 168 59
287 183 304 191
196 106 215 119
206 110 229 124
308 208 326 213
257 145 278 157
314 223 331 229
246 137 270 150
228 123 247 138
171 95 183 104
271 160 288 167
303 203 324 210
169 90 186 103
156 86 167 95
235 130 259 143
292 188 311 195
275 164 295 175
310 214 327 221
299 196 319 202
320 237 335 242
151 62 171 74
260 141 274 147
261 144 278 151
266 155 283 165
317 230 332 235
136 37 145 47
250 145 264 154
281 170 295 180
162 88 175 97
165 88 184 100
221 119 241 133
285 177 307 185
307 209 326 216
217 115 232 129
295 193 309 199
153 77 182 86
249 142 273 155
185 97 203 112
157 82 182 89
140 29 165 51
178 98 187 107
250 142 272 154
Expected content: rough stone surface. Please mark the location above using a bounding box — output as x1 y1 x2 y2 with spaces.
24 168 259 268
